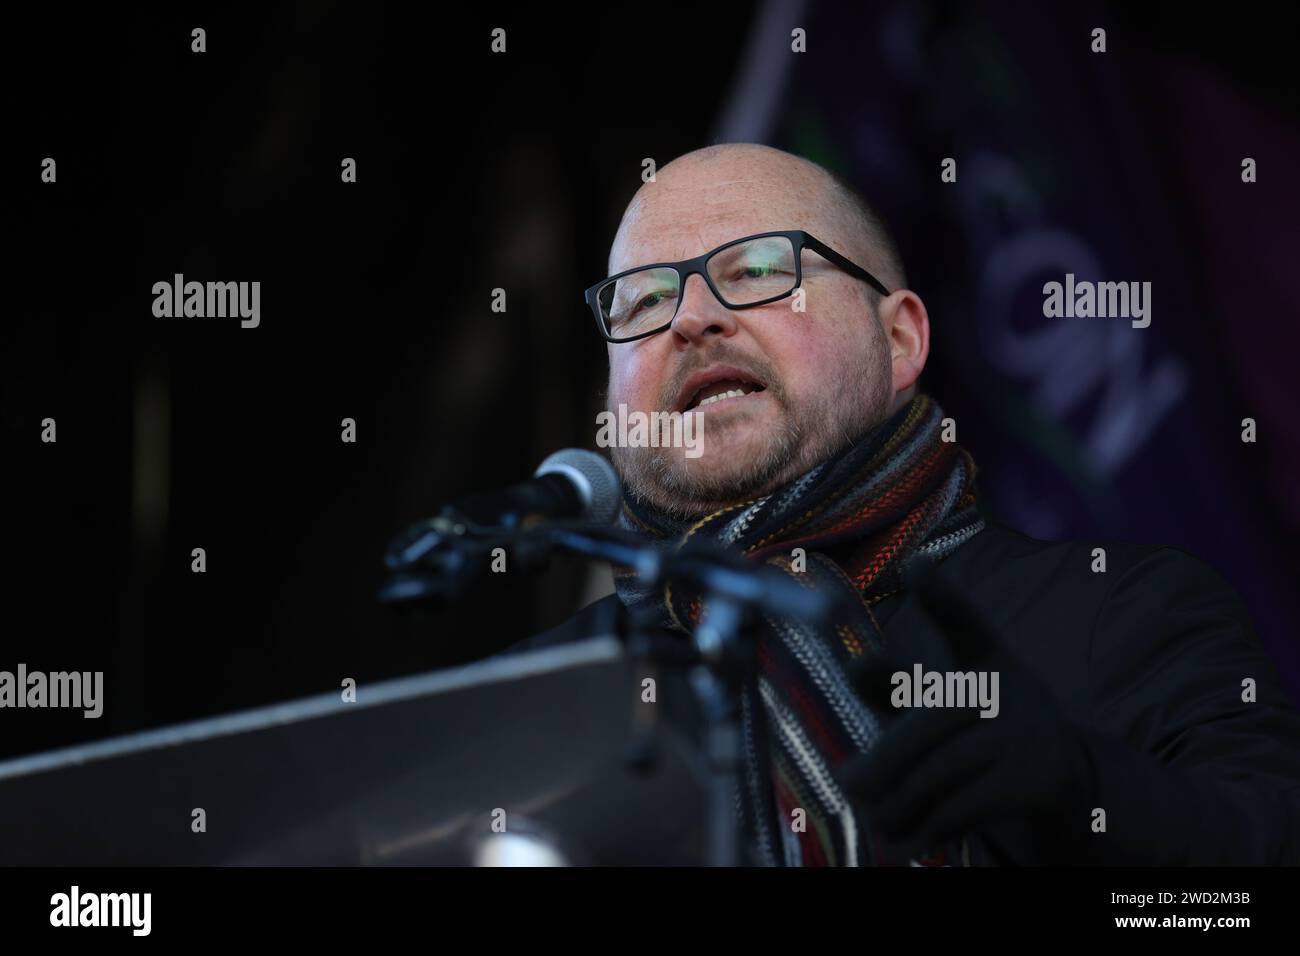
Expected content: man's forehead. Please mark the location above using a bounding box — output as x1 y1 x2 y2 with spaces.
611 220 780 272
609 170 826 273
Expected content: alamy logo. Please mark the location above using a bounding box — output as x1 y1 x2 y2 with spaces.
50 886 151 936
1042 273 1151 328
596 404 704 459
0 664 103 718
891 665 1000 718
152 274 260 328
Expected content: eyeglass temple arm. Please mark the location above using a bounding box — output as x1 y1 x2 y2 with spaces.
802 234 892 298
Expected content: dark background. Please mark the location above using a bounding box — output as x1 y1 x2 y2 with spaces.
6 2 1298 760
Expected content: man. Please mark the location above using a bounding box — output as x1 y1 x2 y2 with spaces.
519 143 1300 866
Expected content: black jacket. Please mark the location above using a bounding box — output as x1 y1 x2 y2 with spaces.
513 519 1300 865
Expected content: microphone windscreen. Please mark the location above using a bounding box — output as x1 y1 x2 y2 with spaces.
535 449 622 526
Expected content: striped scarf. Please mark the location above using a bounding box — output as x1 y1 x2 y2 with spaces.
613 394 984 866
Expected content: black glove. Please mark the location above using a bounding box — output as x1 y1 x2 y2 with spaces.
835 559 1099 864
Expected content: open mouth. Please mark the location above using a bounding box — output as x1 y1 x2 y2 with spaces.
678 366 768 412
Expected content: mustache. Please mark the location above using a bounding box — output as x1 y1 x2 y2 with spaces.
657 344 785 410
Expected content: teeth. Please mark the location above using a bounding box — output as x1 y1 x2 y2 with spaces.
697 388 747 408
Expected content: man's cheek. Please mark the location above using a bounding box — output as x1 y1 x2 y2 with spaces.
773 344 830 400
606 366 637 408
769 311 841 370
805 323 869 383
611 365 660 411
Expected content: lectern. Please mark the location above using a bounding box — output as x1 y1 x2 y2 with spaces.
0 638 706 865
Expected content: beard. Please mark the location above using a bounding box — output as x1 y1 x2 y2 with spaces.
609 326 895 520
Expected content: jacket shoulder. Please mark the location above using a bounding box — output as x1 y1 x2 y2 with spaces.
940 519 1178 626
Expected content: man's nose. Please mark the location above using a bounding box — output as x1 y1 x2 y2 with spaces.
670 273 739 345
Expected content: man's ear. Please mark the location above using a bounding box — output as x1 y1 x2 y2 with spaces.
879 290 929 395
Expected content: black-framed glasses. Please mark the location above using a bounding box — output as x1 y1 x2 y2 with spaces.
584 229 891 343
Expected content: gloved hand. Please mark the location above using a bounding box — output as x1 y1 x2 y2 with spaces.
835 558 1100 864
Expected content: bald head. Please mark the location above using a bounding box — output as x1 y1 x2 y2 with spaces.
601 142 929 519
609 143 906 298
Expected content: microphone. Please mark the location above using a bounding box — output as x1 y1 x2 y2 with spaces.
379 449 839 641
382 449 622 584
447 448 622 530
